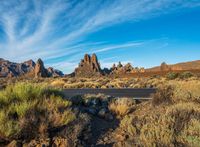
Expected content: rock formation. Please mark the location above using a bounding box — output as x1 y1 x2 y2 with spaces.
91 54 101 72
47 67 64 77
0 59 35 78
0 58 63 78
75 54 102 77
160 62 171 71
34 59 49 78
124 63 134 72
110 62 145 74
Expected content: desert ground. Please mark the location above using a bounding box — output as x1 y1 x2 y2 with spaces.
0 71 200 147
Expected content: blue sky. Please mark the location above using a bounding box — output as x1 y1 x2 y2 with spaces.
0 0 200 73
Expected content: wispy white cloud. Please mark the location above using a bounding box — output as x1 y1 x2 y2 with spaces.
95 42 143 53
0 0 199 73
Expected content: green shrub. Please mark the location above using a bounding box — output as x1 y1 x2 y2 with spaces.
166 72 179 80
0 82 75 139
179 72 194 79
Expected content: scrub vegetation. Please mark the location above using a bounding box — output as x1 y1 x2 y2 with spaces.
0 75 200 146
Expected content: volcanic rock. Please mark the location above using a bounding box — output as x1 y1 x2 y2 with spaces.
0 58 35 77
110 62 145 74
34 59 49 78
124 63 134 72
0 58 64 78
117 62 123 68
75 54 102 77
160 62 171 71
47 67 64 77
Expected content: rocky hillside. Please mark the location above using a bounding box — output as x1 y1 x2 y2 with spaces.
0 58 63 78
147 60 200 72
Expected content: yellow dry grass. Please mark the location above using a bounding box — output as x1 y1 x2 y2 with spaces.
109 98 135 117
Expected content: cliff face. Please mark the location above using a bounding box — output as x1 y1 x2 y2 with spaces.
75 54 102 77
0 58 63 78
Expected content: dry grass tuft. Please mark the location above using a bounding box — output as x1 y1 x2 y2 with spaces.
109 98 135 117
152 85 174 106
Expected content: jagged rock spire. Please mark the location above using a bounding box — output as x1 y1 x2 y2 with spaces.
34 58 49 78
75 53 102 77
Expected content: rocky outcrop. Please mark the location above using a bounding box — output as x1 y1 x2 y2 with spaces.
34 59 49 78
160 62 171 71
47 67 64 77
75 54 102 77
110 62 145 74
91 54 101 72
0 58 63 78
73 54 147 77
0 59 35 78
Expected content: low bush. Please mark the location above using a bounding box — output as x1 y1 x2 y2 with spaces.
109 98 135 117
152 85 174 106
139 115 174 146
166 72 179 80
120 115 137 137
178 118 200 146
115 79 200 146
0 82 75 141
173 81 200 103
179 71 194 79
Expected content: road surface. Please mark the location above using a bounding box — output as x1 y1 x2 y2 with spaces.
63 88 156 99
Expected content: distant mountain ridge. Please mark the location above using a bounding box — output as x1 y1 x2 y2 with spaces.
0 58 64 78
146 60 200 72
0 54 200 78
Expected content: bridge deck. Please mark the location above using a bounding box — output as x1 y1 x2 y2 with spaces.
63 88 156 99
